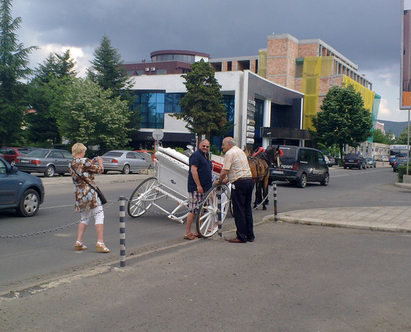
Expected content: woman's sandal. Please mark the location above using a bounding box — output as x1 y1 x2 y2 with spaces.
96 242 110 253
183 233 196 240
75 241 87 250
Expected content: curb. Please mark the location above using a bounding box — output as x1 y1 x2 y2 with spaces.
263 214 411 234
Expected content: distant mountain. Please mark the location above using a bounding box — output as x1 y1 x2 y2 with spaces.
377 120 408 138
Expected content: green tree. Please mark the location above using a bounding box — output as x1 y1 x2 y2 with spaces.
396 127 410 145
87 35 133 102
372 128 393 145
26 50 77 145
0 0 37 146
311 84 373 159
173 59 227 140
54 78 132 148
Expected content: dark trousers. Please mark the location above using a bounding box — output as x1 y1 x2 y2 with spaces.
231 178 254 242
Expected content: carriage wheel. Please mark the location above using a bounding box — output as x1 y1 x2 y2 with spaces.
196 184 230 238
128 177 159 218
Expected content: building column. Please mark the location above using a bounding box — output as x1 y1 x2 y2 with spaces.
263 99 272 148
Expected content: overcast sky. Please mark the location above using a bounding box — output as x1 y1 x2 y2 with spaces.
12 0 405 122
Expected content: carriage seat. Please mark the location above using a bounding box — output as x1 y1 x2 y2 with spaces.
252 147 265 157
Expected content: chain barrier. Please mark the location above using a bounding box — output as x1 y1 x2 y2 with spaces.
2 182 274 239
0 199 119 239
252 184 274 211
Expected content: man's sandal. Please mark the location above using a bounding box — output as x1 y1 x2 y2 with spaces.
183 233 196 240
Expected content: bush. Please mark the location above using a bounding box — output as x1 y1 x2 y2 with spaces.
397 162 411 182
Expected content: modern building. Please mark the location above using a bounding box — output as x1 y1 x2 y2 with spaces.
129 70 304 150
209 33 380 132
123 33 380 151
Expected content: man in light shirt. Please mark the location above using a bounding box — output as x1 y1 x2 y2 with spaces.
217 137 254 243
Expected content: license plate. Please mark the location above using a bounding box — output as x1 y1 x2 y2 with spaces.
20 160 29 163
272 170 284 175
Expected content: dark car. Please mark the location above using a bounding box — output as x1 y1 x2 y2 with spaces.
269 145 329 188
15 148 73 177
390 155 397 167
393 157 408 172
0 147 31 166
0 157 45 216
343 153 366 170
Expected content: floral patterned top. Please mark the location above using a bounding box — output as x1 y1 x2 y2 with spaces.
69 158 104 213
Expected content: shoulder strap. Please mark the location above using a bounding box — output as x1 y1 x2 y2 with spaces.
71 164 96 190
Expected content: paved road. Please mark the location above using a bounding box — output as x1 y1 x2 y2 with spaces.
2 164 411 331
2 220 411 331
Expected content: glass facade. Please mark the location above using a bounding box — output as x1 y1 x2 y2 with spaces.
152 54 195 63
131 91 235 131
254 99 264 147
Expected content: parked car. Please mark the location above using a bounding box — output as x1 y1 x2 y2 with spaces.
134 150 155 167
393 157 408 172
365 157 377 168
269 145 329 188
390 155 397 167
324 155 336 167
101 150 150 174
0 147 31 166
15 148 73 177
343 153 366 169
0 157 45 216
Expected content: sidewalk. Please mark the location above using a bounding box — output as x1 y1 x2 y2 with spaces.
261 181 411 233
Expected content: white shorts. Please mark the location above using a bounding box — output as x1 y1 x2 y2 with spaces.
80 205 104 225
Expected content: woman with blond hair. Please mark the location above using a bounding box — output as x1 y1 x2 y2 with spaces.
69 143 110 253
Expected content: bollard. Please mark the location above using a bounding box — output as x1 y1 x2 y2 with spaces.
273 182 278 222
119 196 126 267
217 186 222 238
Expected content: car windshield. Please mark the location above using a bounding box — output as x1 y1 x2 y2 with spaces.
25 149 49 158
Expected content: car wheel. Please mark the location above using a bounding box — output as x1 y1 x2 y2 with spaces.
44 165 55 177
17 189 40 217
344 166 347 169
320 172 329 186
297 173 307 188
122 164 131 174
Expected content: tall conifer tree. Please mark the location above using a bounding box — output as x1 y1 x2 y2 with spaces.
0 0 37 146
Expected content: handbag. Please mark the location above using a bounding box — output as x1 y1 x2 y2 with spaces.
71 167 107 205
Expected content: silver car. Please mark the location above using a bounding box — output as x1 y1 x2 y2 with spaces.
16 148 73 177
101 150 150 174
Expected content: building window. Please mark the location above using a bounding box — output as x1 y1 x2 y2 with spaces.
295 58 304 78
131 92 185 129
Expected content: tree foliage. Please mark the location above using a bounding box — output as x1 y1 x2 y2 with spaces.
26 50 77 145
173 59 227 140
311 84 373 158
396 127 411 145
87 35 133 102
54 78 132 149
372 128 394 145
0 0 37 146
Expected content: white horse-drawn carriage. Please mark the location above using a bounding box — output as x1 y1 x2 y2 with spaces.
127 147 231 238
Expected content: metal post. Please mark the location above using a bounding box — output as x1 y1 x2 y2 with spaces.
273 182 278 222
217 187 222 238
119 196 126 267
